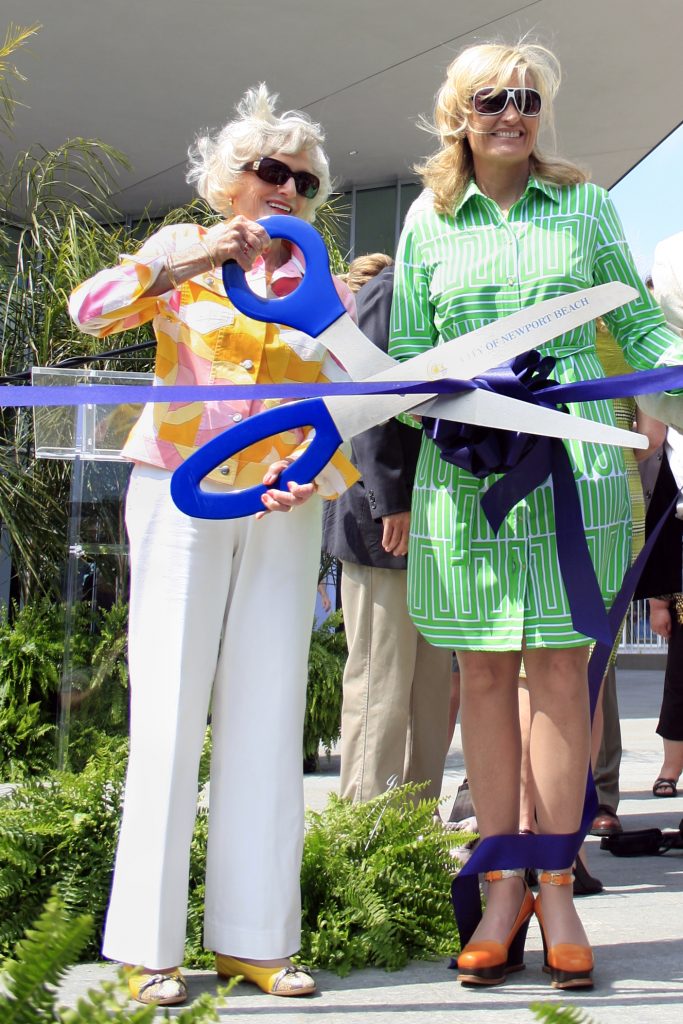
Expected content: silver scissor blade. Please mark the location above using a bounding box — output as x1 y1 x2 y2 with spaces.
368 282 639 385
325 388 646 450
416 390 648 449
324 391 437 441
320 315 396 379
322 280 642 447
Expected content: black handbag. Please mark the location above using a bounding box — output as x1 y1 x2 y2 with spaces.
600 819 683 856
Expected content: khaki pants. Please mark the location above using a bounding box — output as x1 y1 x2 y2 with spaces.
339 562 452 802
594 663 622 811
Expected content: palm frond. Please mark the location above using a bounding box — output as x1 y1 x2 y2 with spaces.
0 23 41 139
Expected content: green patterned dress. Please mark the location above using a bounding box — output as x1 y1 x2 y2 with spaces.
389 178 682 650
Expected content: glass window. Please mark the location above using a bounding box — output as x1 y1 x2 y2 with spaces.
353 186 397 258
399 182 422 228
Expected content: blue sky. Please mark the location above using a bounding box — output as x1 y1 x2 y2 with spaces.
610 122 683 279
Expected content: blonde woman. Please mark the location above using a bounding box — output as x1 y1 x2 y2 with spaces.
69 86 356 1005
390 41 683 989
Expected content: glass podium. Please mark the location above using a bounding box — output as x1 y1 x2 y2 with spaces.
32 367 152 767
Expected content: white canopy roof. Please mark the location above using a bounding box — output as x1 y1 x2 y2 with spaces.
3 0 681 218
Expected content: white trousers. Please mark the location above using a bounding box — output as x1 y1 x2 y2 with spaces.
102 464 321 968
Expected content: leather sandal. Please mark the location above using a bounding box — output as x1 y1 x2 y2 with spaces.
216 954 316 996
652 777 678 798
457 869 535 986
125 967 187 1006
535 870 594 989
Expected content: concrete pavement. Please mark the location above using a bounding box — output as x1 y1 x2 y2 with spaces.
58 665 683 1023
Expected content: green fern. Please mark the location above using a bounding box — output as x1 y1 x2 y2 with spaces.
531 1004 599 1023
298 784 469 974
0 892 233 1022
0 747 127 958
0 599 132 779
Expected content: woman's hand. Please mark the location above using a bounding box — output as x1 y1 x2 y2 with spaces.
649 598 672 639
203 216 271 272
255 458 317 518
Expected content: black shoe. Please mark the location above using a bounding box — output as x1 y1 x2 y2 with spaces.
524 867 539 889
573 853 603 896
448 778 475 823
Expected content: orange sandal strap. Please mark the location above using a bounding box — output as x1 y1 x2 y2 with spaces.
538 869 574 886
483 868 525 882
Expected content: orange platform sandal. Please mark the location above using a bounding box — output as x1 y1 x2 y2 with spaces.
535 869 594 989
457 869 535 986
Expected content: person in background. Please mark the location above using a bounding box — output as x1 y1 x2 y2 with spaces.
390 40 683 991
69 85 356 1006
323 252 452 804
589 319 666 839
638 234 683 798
645 429 683 798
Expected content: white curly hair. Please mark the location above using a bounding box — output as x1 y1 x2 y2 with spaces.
186 84 331 221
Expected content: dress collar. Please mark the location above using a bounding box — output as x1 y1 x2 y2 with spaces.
454 175 562 218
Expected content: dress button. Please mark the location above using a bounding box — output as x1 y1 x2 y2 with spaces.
232 413 243 422
220 467 230 476
507 277 516 287
241 359 254 371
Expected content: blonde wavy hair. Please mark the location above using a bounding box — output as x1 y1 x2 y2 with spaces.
344 252 394 294
186 84 331 221
417 41 588 215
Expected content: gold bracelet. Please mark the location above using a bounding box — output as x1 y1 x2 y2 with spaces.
165 252 182 290
197 238 217 272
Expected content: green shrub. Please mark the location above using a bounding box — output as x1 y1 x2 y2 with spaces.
531 1005 599 1023
0 599 130 781
304 609 346 760
0 739 469 976
0 598 71 780
0 891 231 1023
299 785 468 974
0 744 127 959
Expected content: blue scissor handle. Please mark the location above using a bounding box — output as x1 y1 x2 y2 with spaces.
170 398 343 519
222 215 346 337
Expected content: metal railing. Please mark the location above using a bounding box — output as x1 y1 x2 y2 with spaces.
618 599 667 653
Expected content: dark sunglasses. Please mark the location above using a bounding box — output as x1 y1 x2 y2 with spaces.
242 156 320 199
472 87 542 117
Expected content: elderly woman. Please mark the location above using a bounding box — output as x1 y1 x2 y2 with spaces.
389 41 683 990
69 85 356 1005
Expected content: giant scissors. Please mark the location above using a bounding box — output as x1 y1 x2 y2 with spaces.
171 216 644 519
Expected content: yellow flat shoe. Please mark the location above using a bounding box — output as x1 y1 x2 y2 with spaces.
125 966 187 1005
216 954 316 996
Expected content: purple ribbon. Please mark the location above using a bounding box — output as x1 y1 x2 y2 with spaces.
1 360 682 407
